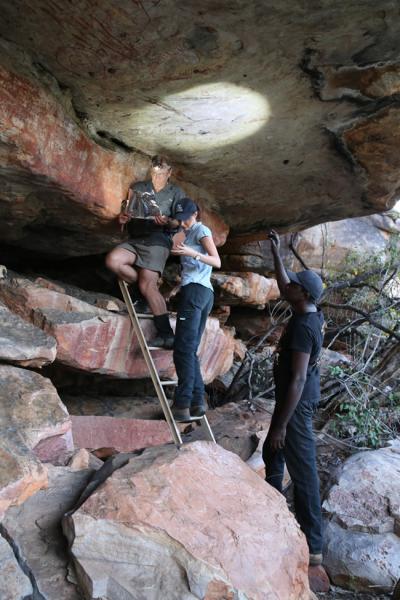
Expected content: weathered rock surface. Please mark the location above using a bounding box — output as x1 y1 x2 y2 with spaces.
0 300 56 367
323 521 400 593
71 415 171 453
0 40 227 256
0 274 234 381
186 399 273 461
227 308 284 343
67 448 104 472
222 213 400 275
64 442 310 599
2 465 95 600
221 236 293 275
323 440 400 592
0 365 73 517
323 441 400 534
0 274 108 322
292 214 400 272
2 2 400 243
62 394 163 421
212 272 279 307
0 41 144 257
0 534 33 600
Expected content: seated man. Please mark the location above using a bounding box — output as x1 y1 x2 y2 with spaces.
106 155 185 348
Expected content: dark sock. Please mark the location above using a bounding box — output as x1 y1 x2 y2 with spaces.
154 313 174 337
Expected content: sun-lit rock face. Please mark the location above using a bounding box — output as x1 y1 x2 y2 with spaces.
0 0 400 256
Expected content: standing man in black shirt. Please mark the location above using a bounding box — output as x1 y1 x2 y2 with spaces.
106 155 185 348
262 230 325 568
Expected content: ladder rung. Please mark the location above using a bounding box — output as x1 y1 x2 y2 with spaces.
160 380 178 386
178 415 206 423
136 313 154 319
147 346 165 351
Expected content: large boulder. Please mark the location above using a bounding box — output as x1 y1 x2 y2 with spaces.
323 440 400 592
2 465 95 600
0 274 234 381
0 300 56 367
0 365 73 518
64 442 310 600
211 272 279 307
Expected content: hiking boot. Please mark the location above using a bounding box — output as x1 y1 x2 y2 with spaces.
152 314 174 349
150 334 174 350
190 404 206 418
170 405 191 422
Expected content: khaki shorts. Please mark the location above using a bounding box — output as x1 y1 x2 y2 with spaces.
118 241 170 274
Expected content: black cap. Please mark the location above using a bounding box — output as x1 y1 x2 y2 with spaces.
173 197 198 221
286 270 324 302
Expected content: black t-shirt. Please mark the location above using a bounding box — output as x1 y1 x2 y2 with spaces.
273 309 324 404
126 181 185 248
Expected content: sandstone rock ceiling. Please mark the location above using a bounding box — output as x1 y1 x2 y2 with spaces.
1 0 400 243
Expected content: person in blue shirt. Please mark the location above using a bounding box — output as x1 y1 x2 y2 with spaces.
170 198 221 422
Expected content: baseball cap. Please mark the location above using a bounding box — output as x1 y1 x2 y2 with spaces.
286 270 324 302
173 197 198 221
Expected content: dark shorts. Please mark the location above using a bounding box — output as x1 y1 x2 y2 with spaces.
117 241 170 274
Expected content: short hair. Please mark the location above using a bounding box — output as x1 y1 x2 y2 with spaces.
151 155 171 169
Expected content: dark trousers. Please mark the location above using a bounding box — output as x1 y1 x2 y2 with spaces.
262 398 323 554
173 283 214 409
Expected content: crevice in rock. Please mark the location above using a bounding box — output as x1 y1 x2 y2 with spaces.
95 129 134 152
0 524 45 600
300 47 326 99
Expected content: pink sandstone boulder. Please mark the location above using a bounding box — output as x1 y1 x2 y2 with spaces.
71 415 172 453
0 365 73 518
0 275 235 381
212 271 279 307
64 442 310 600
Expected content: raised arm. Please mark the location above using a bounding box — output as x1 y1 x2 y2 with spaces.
268 230 290 296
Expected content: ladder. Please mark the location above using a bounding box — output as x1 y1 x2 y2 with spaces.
118 279 216 447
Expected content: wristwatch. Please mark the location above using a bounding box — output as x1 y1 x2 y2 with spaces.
194 254 201 261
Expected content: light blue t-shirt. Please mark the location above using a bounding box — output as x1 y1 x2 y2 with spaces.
180 222 213 291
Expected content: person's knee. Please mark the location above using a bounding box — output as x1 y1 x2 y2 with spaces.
105 251 119 273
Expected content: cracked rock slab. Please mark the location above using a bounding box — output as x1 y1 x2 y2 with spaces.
0 365 73 517
3 465 95 600
0 534 33 600
0 300 56 367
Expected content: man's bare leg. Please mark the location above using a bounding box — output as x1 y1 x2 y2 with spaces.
138 268 166 316
105 248 138 284
138 269 174 348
